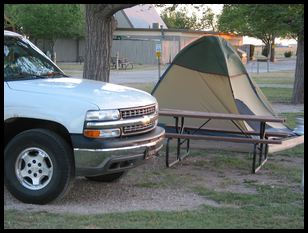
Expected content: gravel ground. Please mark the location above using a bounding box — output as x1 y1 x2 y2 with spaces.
4 184 209 215
4 156 216 215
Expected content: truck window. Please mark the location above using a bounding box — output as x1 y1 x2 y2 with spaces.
4 37 64 81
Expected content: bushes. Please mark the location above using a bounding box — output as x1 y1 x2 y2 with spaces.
262 45 269 57
284 51 292 58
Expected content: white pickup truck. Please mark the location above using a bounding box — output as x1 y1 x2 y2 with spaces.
4 30 165 204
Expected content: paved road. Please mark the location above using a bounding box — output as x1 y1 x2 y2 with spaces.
63 58 296 85
110 69 165 84
64 68 167 84
271 103 304 113
245 58 296 74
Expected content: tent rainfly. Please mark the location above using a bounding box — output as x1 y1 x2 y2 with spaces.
152 35 297 137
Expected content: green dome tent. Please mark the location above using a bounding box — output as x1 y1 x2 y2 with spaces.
152 36 293 135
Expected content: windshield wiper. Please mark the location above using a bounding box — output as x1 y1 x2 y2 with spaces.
6 71 67 81
40 71 67 77
6 72 47 80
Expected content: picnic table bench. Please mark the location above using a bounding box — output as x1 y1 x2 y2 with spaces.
159 108 287 173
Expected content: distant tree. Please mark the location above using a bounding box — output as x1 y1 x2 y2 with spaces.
161 7 199 30
199 7 218 31
5 4 85 61
160 5 218 31
218 4 290 62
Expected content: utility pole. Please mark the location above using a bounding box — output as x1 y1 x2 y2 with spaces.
155 43 162 80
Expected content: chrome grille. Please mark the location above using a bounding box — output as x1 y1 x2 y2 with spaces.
120 104 157 136
123 120 157 135
121 105 156 119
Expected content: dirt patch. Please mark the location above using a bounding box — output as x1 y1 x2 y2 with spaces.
4 156 214 215
5 149 302 215
4 184 208 215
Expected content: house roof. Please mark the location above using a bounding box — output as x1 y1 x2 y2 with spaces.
121 4 167 29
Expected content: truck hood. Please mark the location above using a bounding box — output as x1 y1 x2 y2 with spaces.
6 77 157 110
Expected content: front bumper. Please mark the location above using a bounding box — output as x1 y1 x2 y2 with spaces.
71 127 165 176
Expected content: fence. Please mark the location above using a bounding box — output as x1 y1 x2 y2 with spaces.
50 38 181 65
111 39 180 65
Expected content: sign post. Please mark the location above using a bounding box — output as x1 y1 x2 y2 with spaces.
155 43 162 80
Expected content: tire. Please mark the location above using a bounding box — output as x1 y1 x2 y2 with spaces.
4 129 74 204
85 171 126 182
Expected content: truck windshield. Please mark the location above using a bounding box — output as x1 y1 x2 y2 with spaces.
4 36 66 81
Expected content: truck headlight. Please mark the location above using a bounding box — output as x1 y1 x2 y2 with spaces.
86 110 120 121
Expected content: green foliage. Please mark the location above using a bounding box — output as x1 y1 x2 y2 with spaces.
262 46 270 57
161 8 199 30
160 5 218 31
4 4 85 41
218 4 303 43
198 7 218 31
283 4 304 39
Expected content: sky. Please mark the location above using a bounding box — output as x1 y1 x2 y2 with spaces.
155 4 297 46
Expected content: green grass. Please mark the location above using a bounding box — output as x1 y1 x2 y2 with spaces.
272 143 304 158
192 184 303 207
5 184 304 229
57 63 83 71
251 71 295 85
264 162 303 184
190 150 251 171
281 112 304 129
260 87 292 103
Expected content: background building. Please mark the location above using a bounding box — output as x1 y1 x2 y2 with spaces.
42 4 243 64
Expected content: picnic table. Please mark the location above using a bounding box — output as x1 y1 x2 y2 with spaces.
111 57 133 70
159 108 287 173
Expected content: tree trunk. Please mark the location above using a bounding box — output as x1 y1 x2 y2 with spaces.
270 38 275 62
83 6 114 82
292 35 304 104
83 4 137 82
50 40 56 62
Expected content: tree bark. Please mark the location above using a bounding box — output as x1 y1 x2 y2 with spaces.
270 38 275 62
292 35 304 104
83 5 114 82
83 4 137 82
50 40 56 62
